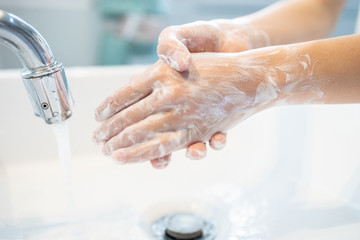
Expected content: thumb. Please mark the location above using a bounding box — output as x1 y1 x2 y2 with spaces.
157 32 192 72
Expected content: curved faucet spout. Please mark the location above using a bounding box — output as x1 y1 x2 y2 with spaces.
0 10 54 70
0 10 74 124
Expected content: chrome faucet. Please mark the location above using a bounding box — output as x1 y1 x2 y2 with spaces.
0 10 73 124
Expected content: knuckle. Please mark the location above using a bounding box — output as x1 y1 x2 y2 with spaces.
155 84 181 104
169 85 183 98
161 26 178 35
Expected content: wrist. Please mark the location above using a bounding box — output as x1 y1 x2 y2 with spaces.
254 44 322 106
231 44 318 108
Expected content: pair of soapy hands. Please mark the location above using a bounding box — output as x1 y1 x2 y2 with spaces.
93 20 272 169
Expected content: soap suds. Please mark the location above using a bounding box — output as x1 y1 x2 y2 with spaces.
96 46 324 163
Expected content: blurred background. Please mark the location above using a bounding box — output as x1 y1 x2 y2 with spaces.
0 0 359 69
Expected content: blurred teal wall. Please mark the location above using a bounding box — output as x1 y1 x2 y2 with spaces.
97 0 165 65
99 0 163 15
0 0 358 68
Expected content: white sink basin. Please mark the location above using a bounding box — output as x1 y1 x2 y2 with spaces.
1 65 360 239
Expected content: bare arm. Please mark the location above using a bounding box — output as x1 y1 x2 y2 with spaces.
281 34 360 104
239 0 347 46
157 0 347 71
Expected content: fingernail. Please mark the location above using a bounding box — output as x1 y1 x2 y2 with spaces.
159 54 178 70
159 53 190 72
186 148 206 160
112 151 127 164
93 127 109 144
102 145 111 156
152 161 169 169
95 109 104 122
92 134 101 145
112 159 126 165
93 131 104 144
92 134 99 144
94 110 101 121
152 157 170 169
95 104 112 122
174 52 191 72
211 140 226 150
92 133 102 144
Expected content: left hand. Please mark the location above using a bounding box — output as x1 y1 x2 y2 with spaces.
93 52 276 165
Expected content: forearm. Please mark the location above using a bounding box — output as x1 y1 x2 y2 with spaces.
236 34 360 107
281 34 360 104
210 34 360 109
215 0 346 49
249 0 346 45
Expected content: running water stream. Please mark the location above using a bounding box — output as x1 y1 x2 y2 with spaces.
52 121 76 224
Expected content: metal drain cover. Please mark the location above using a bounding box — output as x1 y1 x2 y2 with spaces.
152 213 216 240
165 213 203 239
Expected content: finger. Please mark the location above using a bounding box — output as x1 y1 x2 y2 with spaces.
209 132 227 150
93 93 160 144
112 130 189 164
150 154 171 170
185 142 207 160
95 71 154 122
102 112 186 156
157 27 192 72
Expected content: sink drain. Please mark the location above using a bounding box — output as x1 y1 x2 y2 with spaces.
152 213 216 240
165 213 203 239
